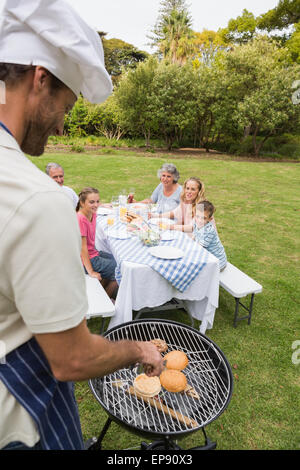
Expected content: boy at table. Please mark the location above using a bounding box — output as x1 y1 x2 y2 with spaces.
193 201 227 271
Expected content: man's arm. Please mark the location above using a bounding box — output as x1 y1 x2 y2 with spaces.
35 319 164 381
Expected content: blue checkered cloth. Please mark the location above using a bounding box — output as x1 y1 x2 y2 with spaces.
97 218 208 292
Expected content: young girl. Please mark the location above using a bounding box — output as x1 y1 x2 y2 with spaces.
76 187 118 298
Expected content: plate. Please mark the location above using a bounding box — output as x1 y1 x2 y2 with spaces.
161 231 176 241
97 207 113 215
107 229 131 239
149 218 175 227
148 246 184 259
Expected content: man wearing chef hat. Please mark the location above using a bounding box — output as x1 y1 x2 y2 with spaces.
0 0 163 451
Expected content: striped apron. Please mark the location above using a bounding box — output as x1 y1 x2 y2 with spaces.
0 337 84 450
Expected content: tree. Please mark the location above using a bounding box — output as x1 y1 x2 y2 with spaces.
192 29 228 66
114 57 159 146
147 62 197 149
217 37 300 156
257 0 300 30
149 0 196 63
99 33 148 81
219 9 258 45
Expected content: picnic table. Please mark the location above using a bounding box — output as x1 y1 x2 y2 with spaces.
95 207 220 334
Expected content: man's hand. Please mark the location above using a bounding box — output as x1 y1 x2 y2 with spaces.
136 341 164 377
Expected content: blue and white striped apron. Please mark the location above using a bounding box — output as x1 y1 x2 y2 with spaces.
0 337 84 450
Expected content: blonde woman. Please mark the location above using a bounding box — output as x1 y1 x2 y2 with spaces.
150 177 216 236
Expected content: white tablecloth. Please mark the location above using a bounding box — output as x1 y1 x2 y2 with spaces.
95 217 220 334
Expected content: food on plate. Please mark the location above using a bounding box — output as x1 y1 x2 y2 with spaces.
150 338 168 353
160 369 187 393
164 350 189 370
133 373 161 397
120 210 143 224
183 384 200 400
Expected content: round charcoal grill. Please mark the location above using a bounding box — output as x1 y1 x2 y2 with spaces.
88 319 233 450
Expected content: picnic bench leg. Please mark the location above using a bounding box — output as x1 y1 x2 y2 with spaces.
234 298 240 328
234 294 255 327
248 293 255 325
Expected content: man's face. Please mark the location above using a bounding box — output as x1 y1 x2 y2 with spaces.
48 167 64 186
22 81 76 156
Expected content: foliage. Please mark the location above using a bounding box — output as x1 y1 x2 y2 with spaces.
219 9 258 45
257 0 300 30
113 57 159 145
192 30 229 66
149 0 196 64
215 37 300 156
147 61 197 149
101 36 148 81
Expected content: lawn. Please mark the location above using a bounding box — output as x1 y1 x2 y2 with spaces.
30 148 300 450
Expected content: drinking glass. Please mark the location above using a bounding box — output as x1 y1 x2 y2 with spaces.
127 188 135 204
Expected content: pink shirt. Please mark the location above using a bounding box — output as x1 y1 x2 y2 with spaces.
77 212 99 259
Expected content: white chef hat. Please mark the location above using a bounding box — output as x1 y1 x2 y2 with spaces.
0 0 113 103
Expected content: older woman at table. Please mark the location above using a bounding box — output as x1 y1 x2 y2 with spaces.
150 177 217 237
141 163 182 213
76 187 118 299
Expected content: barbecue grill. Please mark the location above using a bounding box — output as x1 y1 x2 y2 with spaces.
88 319 233 450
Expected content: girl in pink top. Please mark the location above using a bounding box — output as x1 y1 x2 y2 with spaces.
150 177 217 237
76 187 118 298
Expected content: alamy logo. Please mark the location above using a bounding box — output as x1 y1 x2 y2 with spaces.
291 340 300 365
0 340 6 364
291 80 300 105
0 80 6 104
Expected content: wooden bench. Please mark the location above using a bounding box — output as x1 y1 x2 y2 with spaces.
219 262 262 327
85 275 115 333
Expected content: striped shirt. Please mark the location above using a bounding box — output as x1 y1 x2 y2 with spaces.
193 221 227 270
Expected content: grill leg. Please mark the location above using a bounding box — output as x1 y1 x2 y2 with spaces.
190 427 217 450
87 417 112 450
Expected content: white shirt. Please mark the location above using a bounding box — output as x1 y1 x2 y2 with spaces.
0 128 88 448
62 185 79 209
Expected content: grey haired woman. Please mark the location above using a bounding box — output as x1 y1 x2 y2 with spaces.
141 163 182 213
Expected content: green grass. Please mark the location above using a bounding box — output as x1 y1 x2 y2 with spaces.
30 149 300 450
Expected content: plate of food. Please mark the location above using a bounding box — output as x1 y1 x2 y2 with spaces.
149 218 175 228
148 246 184 260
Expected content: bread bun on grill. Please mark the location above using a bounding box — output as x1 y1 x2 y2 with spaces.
150 338 168 353
160 369 187 393
133 373 161 397
164 350 188 370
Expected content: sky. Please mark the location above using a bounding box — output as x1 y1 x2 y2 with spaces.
0 0 280 52
66 0 280 52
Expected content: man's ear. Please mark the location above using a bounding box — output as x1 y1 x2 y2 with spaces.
32 66 50 93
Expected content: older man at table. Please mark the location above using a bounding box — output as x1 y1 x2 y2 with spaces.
0 0 163 451
46 162 79 209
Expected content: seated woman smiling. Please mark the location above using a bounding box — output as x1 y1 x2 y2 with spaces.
150 177 217 237
141 163 182 213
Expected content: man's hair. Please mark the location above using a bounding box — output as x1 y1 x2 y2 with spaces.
0 63 66 93
46 162 64 175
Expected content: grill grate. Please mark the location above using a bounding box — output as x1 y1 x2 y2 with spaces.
89 320 233 437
